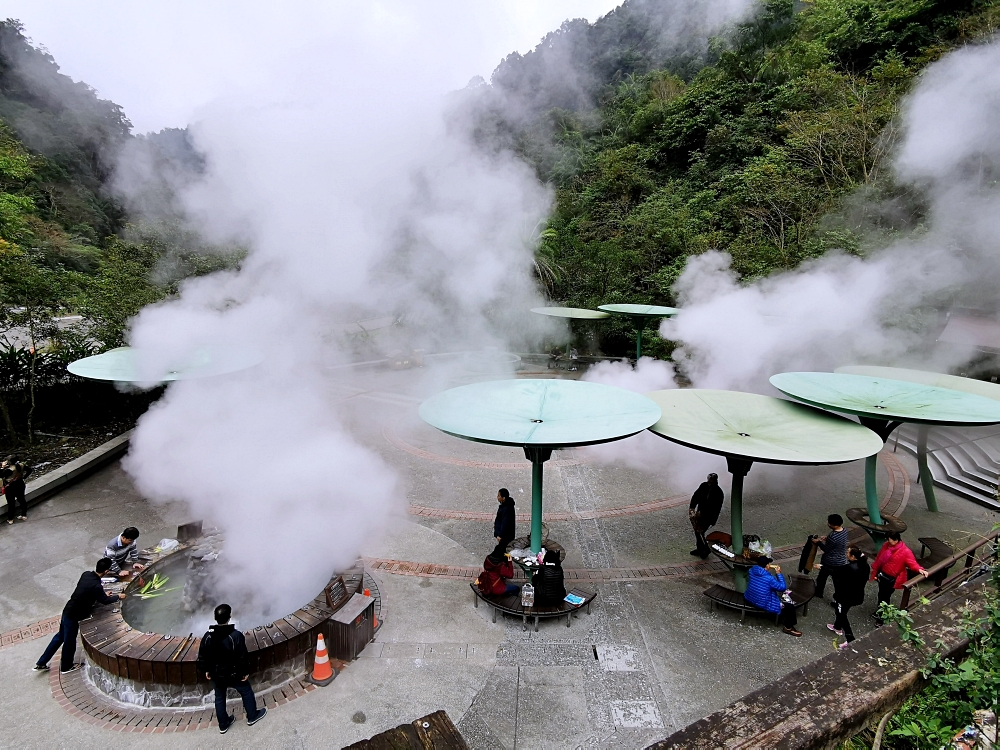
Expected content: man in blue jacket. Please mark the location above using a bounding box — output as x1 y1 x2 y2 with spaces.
493 488 516 556
744 558 802 637
34 558 126 673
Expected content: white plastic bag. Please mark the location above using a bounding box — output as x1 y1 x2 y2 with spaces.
155 538 179 553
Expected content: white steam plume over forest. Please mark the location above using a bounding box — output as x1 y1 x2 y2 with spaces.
663 41 1000 394
113 0 756 626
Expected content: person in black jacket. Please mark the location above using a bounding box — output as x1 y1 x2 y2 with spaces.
34 558 125 673
3 455 27 523
828 547 870 647
534 549 566 606
197 604 267 734
689 473 725 558
493 488 516 557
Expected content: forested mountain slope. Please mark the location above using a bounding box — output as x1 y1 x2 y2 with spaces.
470 0 999 355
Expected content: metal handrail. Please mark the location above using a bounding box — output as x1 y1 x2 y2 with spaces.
899 528 1000 610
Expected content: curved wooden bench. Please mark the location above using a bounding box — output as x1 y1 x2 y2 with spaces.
470 583 596 631
704 575 815 624
917 537 954 585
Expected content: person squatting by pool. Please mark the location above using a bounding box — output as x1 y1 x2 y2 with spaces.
103 526 145 578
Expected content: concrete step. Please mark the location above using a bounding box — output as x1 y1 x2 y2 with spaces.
893 425 1000 510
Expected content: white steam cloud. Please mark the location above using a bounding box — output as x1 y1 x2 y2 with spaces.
108 0 778 624
663 41 1000 394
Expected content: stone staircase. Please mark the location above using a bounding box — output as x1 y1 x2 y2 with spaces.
894 424 1000 510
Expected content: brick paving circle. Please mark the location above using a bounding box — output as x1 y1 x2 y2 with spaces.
407 494 690 522
2 452 909 731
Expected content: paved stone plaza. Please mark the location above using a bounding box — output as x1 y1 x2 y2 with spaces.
0 360 997 749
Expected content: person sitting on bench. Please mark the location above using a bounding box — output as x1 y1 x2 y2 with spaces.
103 527 144 577
534 549 566 605
477 550 519 596
745 558 802 637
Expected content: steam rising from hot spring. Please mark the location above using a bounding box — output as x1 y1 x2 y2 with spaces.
663 42 1000 394
120 5 558 625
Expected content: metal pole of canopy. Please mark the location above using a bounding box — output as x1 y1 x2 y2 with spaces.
726 456 753 593
916 425 939 512
524 446 553 553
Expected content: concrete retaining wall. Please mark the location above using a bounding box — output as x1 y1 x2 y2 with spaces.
648 580 983 749
1 430 132 520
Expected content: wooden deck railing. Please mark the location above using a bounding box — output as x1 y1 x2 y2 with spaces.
900 528 999 609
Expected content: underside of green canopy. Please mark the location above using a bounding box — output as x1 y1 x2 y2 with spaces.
771 371 1000 523
836 365 1000 511
646 388 881 590
67 345 263 383
420 379 661 552
530 307 611 320
597 304 680 359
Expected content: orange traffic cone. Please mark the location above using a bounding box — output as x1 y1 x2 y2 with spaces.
364 589 379 630
306 634 335 686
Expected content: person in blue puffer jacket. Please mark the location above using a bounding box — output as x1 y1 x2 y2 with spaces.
745 558 802 637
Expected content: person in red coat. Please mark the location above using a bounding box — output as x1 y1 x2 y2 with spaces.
477 551 520 596
871 531 926 623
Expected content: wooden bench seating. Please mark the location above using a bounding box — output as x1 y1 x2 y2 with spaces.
704 575 815 623
917 537 954 585
471 583 596 631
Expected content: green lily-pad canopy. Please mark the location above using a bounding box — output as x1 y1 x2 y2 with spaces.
420 379 661 552
836 365 1000 511
598 304 679 318
68 345 262 383
835 365 1000 401
531 307 611 320
597 304 680 360
645 389 881 580
771 371 1000 523
770 372 1000 426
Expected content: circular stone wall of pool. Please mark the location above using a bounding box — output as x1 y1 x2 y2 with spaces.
80 537 366 708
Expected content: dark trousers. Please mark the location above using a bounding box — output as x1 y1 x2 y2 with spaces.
492 538 513 558
36 614 79 672
778 603 797 629
816 564 847 598
693 528 711 557
834 602 855 641
875 572 897 622
212 677 262 727
5 479 25 517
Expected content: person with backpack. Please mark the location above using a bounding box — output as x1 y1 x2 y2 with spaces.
871 531 927 624
533 549 566 606
828 546 869 646
197 604 267 734
3 455 28 524
476 551 519 597
33 558 126 673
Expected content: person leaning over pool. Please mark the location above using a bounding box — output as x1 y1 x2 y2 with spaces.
744 557 802 637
